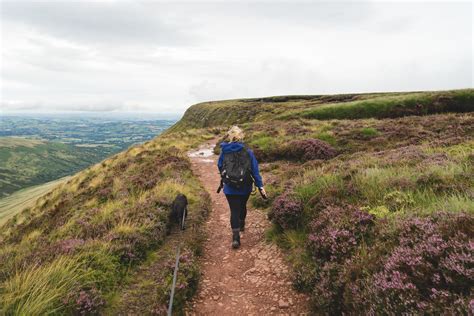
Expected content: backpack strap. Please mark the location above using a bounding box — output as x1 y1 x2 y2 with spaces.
217 178 224 193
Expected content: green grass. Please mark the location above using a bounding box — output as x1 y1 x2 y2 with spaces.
287 143 474 218
0 256 87 315
359 127 379 137
282 89 474 121
314 132 337 145
248 134 279 151
170 89 473 131
0 177 70 226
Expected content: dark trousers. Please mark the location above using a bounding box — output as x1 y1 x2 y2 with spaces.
225 194 250 229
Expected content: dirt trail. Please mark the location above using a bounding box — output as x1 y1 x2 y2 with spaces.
186 141 308 315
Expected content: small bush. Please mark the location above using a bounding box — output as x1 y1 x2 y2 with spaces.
360 127 379 137
268 192 303 230
107 225 153 264
64 287 105 315
307 204 374 263
282 139 337 161
364 214 474 314
383 190 415 212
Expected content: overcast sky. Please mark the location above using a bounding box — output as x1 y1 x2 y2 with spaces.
1 1 472 115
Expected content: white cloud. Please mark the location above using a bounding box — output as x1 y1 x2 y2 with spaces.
0 1 472 114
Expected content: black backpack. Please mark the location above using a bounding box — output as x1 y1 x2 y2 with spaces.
220 148 253 189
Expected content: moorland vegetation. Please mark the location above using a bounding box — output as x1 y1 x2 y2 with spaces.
1 89 472 314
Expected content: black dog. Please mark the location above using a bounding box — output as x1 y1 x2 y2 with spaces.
169 194 188 230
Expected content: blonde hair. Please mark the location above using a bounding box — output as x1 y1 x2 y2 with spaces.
227 125 244 142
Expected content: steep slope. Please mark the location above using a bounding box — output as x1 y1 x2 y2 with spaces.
0 177 70 226
0 130 214 314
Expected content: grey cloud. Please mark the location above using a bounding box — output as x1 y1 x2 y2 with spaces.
1 1 472 114
0 99 145 112
1 1 195 46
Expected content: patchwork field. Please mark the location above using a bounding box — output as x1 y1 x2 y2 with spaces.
0 117 175 197
0 137 120 197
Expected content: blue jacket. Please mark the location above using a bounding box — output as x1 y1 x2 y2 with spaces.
217 142 263 195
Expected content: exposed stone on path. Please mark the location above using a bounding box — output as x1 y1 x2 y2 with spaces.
279 299 290 309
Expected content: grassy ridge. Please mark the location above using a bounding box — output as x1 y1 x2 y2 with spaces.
0 137 120 197
284 89 473 120
171 89 473 131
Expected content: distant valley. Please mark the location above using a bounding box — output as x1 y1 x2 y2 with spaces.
0 115 176 197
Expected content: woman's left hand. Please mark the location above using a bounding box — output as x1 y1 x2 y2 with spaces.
259 187 268 199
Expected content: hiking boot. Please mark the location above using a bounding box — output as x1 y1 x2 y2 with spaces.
232 229 240 249
240 219 245 232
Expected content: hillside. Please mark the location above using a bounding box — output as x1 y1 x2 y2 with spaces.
0 88 472 314
0 177 70 226
0 137 120 197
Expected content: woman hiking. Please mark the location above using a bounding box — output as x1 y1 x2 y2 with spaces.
217 126 266 249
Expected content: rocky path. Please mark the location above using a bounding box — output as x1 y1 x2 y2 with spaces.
186 141 308 315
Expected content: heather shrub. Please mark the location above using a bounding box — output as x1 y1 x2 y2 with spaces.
64 287 105 315
311 261 347 314
304 205 375 313
307 204 374 263
353 212 474 314
268 192 304 230
292 256 319 292
107 227 150 264
55 238 85 255
282 139 337 161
